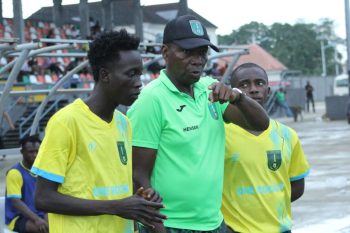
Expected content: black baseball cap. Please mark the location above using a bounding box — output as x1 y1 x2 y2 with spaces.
163 15 219 52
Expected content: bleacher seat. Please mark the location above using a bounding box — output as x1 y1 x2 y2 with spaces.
44 74 53 84
36 75 45 84
51 74 59 82
29 75 39 85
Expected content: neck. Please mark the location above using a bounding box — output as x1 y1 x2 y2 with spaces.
21 160 32 170
84 92 117 123
165 70 194 97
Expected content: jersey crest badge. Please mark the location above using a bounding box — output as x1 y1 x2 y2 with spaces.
117 141 128 165
208 103 219 120
266 150 282 171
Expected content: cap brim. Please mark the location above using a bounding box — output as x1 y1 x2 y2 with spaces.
173 38 219 52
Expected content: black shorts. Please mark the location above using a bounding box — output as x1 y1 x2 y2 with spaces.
138 220 228 233
13 216 28 233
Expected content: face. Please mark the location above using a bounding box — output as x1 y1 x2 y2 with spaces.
103 50 143 106
21 142 40 167
162 43 208 87
231 67 270 106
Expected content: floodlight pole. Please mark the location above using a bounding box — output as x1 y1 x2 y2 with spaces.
345 0 350 95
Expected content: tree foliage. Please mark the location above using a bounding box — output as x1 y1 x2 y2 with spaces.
217 19 343 75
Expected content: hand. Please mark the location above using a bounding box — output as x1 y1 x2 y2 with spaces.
33 217 49 233
140 187 163 203
208 82 238 104
112 187 167 230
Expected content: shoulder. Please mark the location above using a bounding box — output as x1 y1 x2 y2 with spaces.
6 168 22 180
272 120 299 140
199 76 218 86
48 100 82 125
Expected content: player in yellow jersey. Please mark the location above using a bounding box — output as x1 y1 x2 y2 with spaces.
222 63 310 233
31 29 167 233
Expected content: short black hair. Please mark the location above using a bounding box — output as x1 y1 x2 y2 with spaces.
87 29 140 82
19 135 41 148
230 62 268 86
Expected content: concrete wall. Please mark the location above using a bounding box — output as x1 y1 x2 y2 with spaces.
287 76 335 102
325 95 350 120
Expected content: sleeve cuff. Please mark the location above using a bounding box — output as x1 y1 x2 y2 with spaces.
290 169 310 182
31 166 64 184
6 194 21 199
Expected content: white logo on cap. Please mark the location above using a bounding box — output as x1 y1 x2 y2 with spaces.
189 20 204 36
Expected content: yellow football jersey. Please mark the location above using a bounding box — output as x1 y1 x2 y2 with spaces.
32 99 133 233
222 120 310 233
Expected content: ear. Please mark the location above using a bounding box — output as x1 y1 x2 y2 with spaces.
267 86 271 96
161 45 169 62
99 67 110 83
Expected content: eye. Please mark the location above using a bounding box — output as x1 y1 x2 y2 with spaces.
257 80 266 86
127 69 142 78
181 49 191 54
239 82 249 88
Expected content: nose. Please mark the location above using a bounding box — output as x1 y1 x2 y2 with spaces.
191 53 207 66
134 76 142 89
249 83 259 94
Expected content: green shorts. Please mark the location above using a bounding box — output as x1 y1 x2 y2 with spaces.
137 221 227 233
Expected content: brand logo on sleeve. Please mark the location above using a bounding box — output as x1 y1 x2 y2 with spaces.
117 141 128 165
266 150 282 171
208 103 219 120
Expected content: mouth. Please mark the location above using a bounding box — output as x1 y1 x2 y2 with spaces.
189 70 202 77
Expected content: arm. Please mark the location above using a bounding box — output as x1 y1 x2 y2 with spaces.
3 112 15 130
133 146 167 233
208 82 269 131
291 178 305 202
223 94 269 131
35 177 166 229
10 199 48 233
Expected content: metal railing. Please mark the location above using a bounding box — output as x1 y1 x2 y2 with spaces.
19 95 65 137
0 40 250 155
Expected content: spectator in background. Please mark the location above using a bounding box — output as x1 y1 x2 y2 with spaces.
70 25 80 39
5 135 49 233
0 112 16 161
305 81 315 113
347 99 350 124
207 62 221 78
91 21 101 39
275 87 293 117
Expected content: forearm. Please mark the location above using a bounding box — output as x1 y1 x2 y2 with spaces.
12 199 43 222
238 95 269 130
36 190 118 216
233 95 269 130
291 179 305 202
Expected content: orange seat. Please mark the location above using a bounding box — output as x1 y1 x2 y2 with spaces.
36 75 45 84
51 74 59 82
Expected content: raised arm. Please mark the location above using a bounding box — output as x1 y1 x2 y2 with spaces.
35 177 166 229
208 82 269 131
